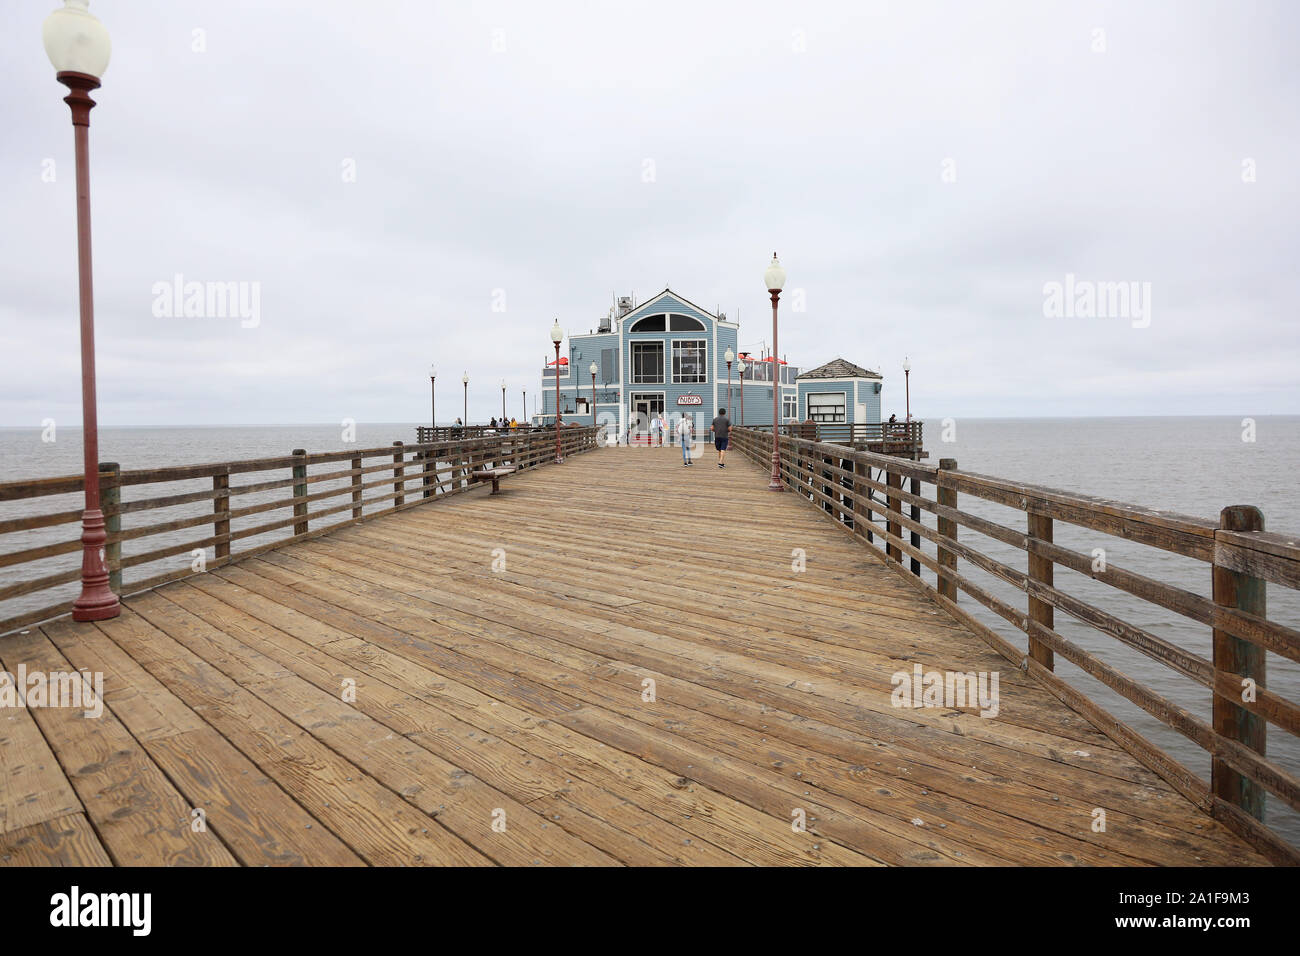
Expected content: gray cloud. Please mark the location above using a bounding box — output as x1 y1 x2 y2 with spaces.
2 0 1296 426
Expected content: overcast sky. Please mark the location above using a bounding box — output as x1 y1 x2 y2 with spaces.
2 0 1297 426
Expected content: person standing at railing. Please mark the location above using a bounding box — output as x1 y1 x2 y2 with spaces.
677 413 695 465
711 408 731 468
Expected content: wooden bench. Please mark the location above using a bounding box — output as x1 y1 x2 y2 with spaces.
469 466 516 495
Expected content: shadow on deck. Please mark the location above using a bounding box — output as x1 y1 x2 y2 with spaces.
0 446 1269 865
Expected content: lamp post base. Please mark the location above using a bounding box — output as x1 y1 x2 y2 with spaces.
71 507 120 621
768 451 784 491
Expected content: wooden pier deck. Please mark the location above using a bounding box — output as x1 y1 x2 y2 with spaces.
0 445 1271 866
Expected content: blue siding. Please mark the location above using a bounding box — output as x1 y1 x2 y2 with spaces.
798 379 883 424
535 290 803 428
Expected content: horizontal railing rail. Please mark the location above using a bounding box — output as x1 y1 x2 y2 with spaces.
0 426 598 637
729 425 1300 864
747 421 924 454
415 424 550 442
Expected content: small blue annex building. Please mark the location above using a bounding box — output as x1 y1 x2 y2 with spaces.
536 288 884 435
796 357 884 425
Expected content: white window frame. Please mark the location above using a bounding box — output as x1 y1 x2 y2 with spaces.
668 314 706 332
807 390 847 423
782 393 798 421
630 341 665 384
671 339 707 385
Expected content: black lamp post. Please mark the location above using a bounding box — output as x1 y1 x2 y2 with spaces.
462 372 468 427
765 253 786 492
550 320 564 463
903 356 911 422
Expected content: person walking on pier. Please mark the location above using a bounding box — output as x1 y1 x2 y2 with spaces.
711 408 731 468
649 414 662 447
677 413 695 465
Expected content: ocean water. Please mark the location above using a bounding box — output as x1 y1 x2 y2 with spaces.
1 416 1297 844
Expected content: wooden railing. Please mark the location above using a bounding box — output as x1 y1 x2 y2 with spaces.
818 420 923 451
729 425 1300 863
415 424 543 442
0 426 597 637
748 421 925 456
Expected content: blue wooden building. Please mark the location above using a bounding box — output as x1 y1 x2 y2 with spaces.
536 289 800 435
537 289 884 437
796 357 884 425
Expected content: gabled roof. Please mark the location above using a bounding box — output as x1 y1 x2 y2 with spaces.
619 288 719 326
797 357 882 380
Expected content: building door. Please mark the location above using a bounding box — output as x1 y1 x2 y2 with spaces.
630 393 665 442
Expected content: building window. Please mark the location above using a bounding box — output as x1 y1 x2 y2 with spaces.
783 394 798 421
629 314 667 333
669 314 705 331
807 392 846 423
631 341 664 383
672 340 706 384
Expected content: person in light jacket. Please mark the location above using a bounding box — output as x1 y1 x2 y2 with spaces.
677 414 695 465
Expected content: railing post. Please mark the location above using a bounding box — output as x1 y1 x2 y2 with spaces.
422 449 434 499
213 466 230 561
99 462 121 593
886 466 902 563
1027 511 1055 671
292 449 308 535
909 476 921 575
392 441 405 508
351 455 363 518
936 458 957 600
852 454 870 543
1212 505 1267 820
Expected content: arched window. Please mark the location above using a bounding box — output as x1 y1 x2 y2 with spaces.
628 314 666 333
628 313 707 333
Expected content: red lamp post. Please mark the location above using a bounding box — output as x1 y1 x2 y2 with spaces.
45 1 119 621
737 359 746 426
550 320 565 463
724 348 734 420
764 253 786 492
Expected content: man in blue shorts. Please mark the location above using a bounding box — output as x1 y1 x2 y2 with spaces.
710 408 731 468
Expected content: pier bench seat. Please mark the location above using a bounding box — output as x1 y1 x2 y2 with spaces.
469 466 516 494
